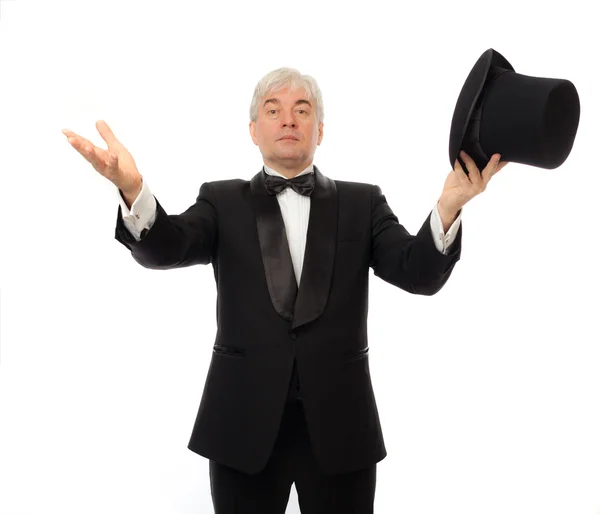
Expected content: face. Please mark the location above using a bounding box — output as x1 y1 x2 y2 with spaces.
249 86 323 176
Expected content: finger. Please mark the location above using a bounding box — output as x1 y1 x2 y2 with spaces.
96 120 121 148
74 137 108 169
496 160 509 172
485 156 510 186
62 129 78 138
63 130 85 151
459 151 481 186
66 134 96 158
453 158 472 187
481 153 502 186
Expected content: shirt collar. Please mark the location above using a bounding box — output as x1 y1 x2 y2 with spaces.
263 163 314 179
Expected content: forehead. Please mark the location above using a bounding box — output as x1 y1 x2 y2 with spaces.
262 87 311 104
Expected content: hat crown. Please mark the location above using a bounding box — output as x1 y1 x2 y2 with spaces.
479 71 580 169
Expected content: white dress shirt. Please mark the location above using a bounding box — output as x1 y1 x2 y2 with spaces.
118 165 462 285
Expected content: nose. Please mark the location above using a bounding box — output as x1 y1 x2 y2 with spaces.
282 112 296 128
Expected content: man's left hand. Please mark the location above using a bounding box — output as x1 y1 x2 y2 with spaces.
437 150 509 229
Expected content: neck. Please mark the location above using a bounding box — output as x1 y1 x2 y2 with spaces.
263 159 312 179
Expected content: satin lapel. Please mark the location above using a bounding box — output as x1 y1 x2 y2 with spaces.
250 168 297 321
291 166 337 330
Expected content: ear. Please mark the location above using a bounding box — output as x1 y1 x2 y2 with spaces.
317 122 324 146
249 121 258 145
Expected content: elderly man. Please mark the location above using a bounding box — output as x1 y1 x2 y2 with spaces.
63 67 507 513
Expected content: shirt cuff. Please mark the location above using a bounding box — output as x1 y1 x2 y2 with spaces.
117 176 157 240
430 202 462 254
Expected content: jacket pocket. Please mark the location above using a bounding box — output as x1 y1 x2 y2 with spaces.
344 346 369 362
213 344 246 358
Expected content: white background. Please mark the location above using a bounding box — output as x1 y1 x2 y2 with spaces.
0 0 598 513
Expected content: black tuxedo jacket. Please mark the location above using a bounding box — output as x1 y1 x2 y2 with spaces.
114 165 462 476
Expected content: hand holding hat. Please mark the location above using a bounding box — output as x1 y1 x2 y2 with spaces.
438 150 509 226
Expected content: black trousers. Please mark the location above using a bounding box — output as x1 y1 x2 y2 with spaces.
209 398 377 513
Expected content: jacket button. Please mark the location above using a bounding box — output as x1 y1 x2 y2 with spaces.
289 331 298 340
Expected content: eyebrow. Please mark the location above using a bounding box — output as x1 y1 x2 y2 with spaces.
263 98 312 108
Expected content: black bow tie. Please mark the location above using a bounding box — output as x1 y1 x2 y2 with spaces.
263 170 315 196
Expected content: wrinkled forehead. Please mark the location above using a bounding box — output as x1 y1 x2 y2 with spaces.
261 86 313 107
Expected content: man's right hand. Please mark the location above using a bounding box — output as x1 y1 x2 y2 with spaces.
63 120 142 199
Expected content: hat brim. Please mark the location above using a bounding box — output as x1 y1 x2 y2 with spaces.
449 48 514 170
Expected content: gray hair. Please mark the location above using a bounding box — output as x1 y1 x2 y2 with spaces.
249 67 324 124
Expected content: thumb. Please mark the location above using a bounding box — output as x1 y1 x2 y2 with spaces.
497 160 509 172
96 120 121 148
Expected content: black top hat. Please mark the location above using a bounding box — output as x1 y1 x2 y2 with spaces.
449 48 580 173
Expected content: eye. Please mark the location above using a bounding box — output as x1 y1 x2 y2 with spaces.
268 109 277 114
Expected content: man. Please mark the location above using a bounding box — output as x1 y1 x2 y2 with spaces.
62 67 508 513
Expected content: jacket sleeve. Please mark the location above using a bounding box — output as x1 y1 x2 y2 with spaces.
369 184 461 295
114 181 218 270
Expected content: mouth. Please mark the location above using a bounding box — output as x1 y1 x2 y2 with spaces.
279 137 299 141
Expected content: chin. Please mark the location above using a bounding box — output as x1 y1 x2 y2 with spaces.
276 151 302 160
